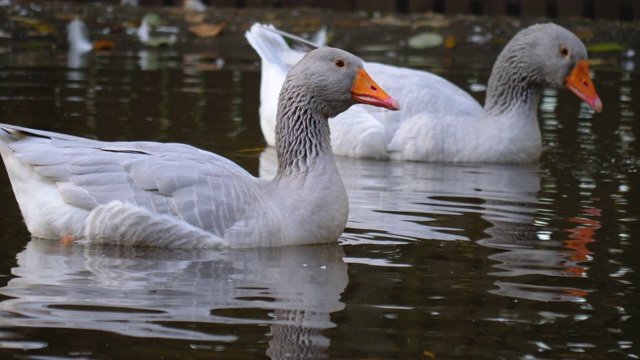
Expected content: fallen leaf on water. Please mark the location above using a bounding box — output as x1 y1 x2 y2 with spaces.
188 21 227 38
408 32 443 49
142 13 163 26
8 16 58 35
444 35 457 49
143 36 177 47
573 30 594 41
93 40 117 51
587 43 626 52
423 350 436 358
237 146 266 153
587 57 617 66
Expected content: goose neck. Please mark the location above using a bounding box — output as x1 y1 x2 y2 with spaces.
484 53 542 118
274 91 332 178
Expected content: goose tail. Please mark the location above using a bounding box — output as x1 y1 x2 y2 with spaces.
245 23 298 71
0 124 20 154
244 23 328 147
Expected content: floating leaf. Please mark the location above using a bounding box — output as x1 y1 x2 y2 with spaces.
188 21 226 38
573 30 595 41
444 36 457 49
237 146 266 153
587 57 617 66
423 350 436 358
587 43 626 52
141 13 162 26
8 16 58 35
143 36 177 47
408 32 443 49
93 40 117 51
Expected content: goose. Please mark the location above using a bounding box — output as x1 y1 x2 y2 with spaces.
66 18 117 54
67 18 93 54
137 14 178 47
0 47 399 248
246 22 602 163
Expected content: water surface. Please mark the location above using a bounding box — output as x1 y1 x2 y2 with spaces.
0 23 638 360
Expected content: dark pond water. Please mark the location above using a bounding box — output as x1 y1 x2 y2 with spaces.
0 13 638 360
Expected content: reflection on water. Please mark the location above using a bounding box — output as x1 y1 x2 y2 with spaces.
0 240 347 358
261 148 540 244
0 43 637 359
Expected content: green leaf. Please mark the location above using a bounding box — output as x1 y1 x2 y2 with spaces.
587 43 626 52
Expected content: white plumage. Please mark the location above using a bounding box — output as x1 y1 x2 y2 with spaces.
246 22 602 163
0 48 398 248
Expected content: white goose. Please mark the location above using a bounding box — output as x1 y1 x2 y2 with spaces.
0 47 399 248
246 23 602 163
67 18 93 54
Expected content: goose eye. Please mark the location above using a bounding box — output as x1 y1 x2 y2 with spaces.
334 59 346 68
560 46 570 58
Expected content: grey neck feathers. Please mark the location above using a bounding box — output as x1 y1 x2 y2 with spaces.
484 47 543 118
275 86 332 177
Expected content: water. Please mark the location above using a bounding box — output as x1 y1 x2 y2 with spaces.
0 22 638 360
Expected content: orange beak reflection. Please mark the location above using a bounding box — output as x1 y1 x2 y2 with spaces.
565 60 603 113
350 69 400 111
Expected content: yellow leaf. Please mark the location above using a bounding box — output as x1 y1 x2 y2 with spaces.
444 36 457 49
8 16 58 35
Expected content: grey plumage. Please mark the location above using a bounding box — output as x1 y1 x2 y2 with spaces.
0 47 395 247
484 23 589 117
2 124 260 240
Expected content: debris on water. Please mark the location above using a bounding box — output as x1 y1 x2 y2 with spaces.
467 32 492 44
188 21 226 38
587 42 626 52
444 35 457 49
407 31 443 49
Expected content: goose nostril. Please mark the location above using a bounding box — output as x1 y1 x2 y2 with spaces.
370 85 378 91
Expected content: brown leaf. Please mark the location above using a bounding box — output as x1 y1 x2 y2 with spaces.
188 21 227 38
444 36 457 49
93 40 117 51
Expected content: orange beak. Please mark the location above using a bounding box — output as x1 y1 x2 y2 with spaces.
350 69 400 111
565 60 603 113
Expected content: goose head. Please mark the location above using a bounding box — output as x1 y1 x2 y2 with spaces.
281 47 400 119
514 23 602 112
275 47 399 175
